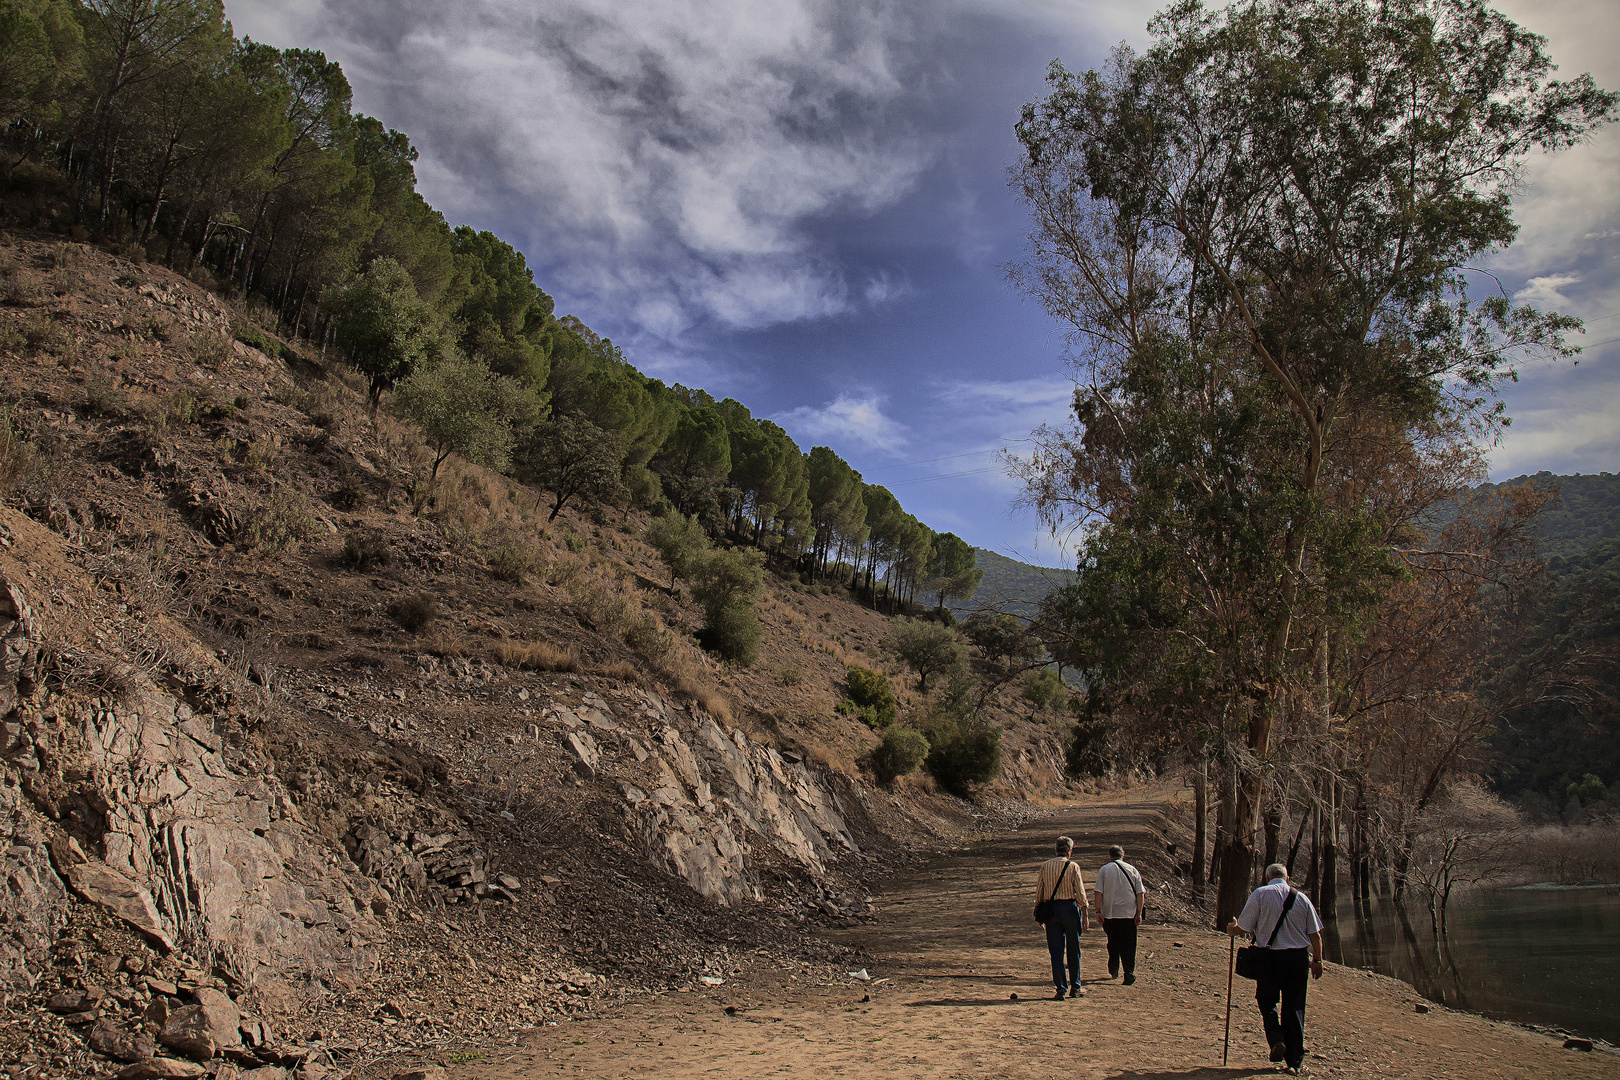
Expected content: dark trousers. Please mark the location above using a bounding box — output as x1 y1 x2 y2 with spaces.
1044 899 1082 991
1102 917 1137 976
1255 948 1311 1067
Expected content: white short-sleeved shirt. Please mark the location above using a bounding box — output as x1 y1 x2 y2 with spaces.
1094 859 1145 919
1236 880 1324 950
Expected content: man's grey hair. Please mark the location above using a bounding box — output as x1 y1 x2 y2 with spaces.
1265 863 1289 881
1056 836 1074 854
1108 845 1124 861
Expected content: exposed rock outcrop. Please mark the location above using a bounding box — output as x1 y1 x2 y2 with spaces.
0 569 380 1018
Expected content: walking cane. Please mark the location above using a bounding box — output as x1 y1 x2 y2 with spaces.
1223 934 1235 1066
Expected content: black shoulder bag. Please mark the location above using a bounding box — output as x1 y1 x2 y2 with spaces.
1234 888 1298 980
1033 859 1073 925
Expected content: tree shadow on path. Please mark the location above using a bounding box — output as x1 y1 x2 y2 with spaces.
1103 1070 1278 1080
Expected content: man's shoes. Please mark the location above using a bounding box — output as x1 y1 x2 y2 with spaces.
1269 1042 1288 1063
1108 962 1119 978
1069 985 1085 998
1122 973 1136 986
1052 988 1067 1000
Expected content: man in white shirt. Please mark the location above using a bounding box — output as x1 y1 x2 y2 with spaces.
1092 844 1145 984
1226 864 1325 1075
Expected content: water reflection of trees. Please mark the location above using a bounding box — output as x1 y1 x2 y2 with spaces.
1331 896 1472 1012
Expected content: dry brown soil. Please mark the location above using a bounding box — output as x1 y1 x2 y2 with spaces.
458 790 1617 1080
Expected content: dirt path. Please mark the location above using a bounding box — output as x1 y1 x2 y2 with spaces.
460 793 1615 1079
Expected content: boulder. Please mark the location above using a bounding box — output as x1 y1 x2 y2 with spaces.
48 989 90 1013
64 860 174 951
391 1069 448 1080
158 988 240 1060
116 1059 208 1080
87 1017 157 1062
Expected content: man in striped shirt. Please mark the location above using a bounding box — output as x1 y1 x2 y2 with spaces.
1033 836 1089 999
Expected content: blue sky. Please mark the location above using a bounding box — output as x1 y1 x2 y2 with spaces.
226 0 1620 568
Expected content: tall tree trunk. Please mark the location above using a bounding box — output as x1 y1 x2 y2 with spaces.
1305 799 1321 900
1264 799 1282 868
1213 759 1242 928
1192 756 1208 908
1320 777 1339 920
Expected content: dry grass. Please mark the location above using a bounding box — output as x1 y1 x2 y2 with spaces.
594 660 639 683
491 640 580 672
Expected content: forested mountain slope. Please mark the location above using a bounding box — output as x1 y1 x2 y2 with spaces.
945 549 1076 620
1484 476 1620 808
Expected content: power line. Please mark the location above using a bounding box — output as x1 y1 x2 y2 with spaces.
866 447 1002 472
888 465 1009 486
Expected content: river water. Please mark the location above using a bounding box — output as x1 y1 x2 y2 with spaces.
1324 884 1620 1045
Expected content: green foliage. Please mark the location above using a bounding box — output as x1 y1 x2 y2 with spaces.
325 258 449 408
885 619 964 692
513 414 627 521
843 665 897 728
394 356 538 479
1064 690 1116 780
806 444 867 577
950 549 1075 621
0 0 83 132
926 532 982 611
845 665 896 713
914 713 1001 798
699 599 763 667
1021 668 1067 716
389 593 438 632
1566 774 1608 806
690 546 765 665
445 226 554 386
651 403 731 518
1490 530 1620 801
644 513 709 587
232 322 289 360
961 611 1040 669
870 728 930 785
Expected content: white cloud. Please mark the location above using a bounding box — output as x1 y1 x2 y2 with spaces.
1514 273 1582 310
1489 355 1620 478
224 0 933 338
775 394 909 454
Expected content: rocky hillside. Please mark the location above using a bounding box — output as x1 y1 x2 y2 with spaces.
0 233 1077 1079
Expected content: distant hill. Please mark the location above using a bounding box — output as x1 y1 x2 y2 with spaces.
946 549 1077 620
1478 473 1620 804
1478 472 1620 563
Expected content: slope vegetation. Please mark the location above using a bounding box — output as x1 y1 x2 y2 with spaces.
0 234 1073 1074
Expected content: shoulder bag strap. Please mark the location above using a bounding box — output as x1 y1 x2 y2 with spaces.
1264 888 1300 948
1047 859 1073 904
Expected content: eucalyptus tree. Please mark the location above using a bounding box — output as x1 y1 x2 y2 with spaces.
1012 0 1613 921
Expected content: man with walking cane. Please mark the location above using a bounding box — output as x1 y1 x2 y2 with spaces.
1225 864 1324 1075
1033 836 1089 999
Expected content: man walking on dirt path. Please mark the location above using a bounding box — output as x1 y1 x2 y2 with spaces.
1093 844 1145 985
1226 863 1325 1075
1034 836 1088 1000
